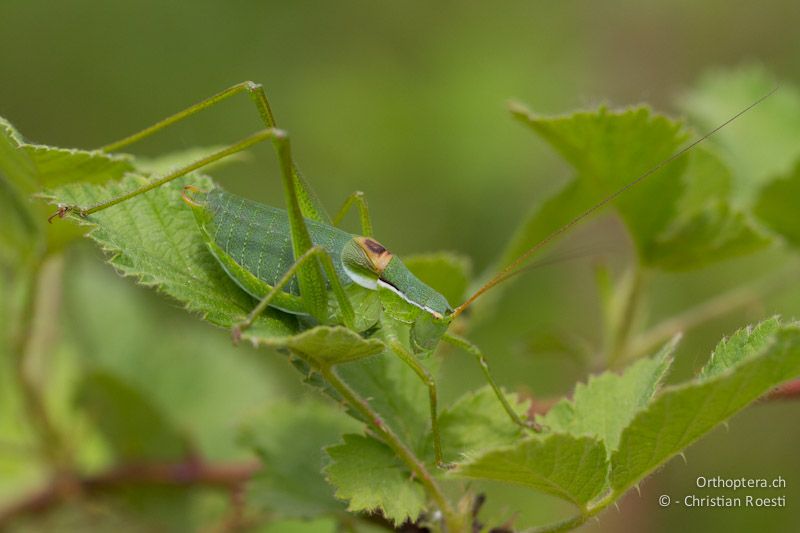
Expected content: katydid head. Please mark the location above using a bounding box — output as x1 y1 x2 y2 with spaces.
342 237 454 320
341 236 454 351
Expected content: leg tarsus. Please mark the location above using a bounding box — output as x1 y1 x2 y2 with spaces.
48 204 90 223
443 333 538 432
47 204 72 223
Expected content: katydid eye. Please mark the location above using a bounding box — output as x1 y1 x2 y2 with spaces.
356 237 393 273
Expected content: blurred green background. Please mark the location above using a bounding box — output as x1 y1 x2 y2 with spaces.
1 1 799 531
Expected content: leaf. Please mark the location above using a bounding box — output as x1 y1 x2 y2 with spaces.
754 161 800 248
77 371 188 461
700 316 781 379
26 144 134 189
0 118 37 191
610 320 800 494
339 353 436 462
453 434 608 508
677 145 732 213
540 338 676 455
679 65 800 203
648 200 770 270
325 434 426 525
51 175 299 340
403 252 472 306
505 105 688 269
0 115 135 253
435 385 529 464
241 400 362 518
262 326 385 367
64 257 283 458
0 117 134 190
0 175 39 264
644 146 771 270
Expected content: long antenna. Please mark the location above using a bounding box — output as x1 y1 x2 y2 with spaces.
450 86 778 319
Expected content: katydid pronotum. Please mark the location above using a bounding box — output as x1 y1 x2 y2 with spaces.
50 81 774 468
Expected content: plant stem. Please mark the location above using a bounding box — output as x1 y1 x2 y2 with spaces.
606 267 646 368
10 255 66 466
765 378 800 401
526 513 588 533
627 269 792 360
526 492 616 533
319 364 462 533
0 458 260 527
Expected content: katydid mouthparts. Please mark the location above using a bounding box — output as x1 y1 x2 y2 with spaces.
49 81 776 468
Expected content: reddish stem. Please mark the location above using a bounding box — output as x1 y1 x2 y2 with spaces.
0 458 260 527
765 378 800 401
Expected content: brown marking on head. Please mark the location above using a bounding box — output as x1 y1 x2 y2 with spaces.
363 238 386 255
356 236 393 273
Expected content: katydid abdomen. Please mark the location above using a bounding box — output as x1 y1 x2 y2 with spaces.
189 187 355 315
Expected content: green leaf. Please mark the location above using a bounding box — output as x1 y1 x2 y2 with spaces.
700 316 781 379
648 200 770 270
51 175 298 340
0 118 37 191
0 117 134 190
0 175 39 264
64 257 283 458
0 115 135 253
241 400 362 518
27 145 134 189
403 252 472 306
644 146 771 270
610 320 800 494
453 434 608 508
325 434 426 525
679 65 800 203
506 105 688 269
261 326 385 367
677 146 731 212
540 338 676 455
340 352 436 460
435 385 529 463
77 371 187 461
754 161 800 248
